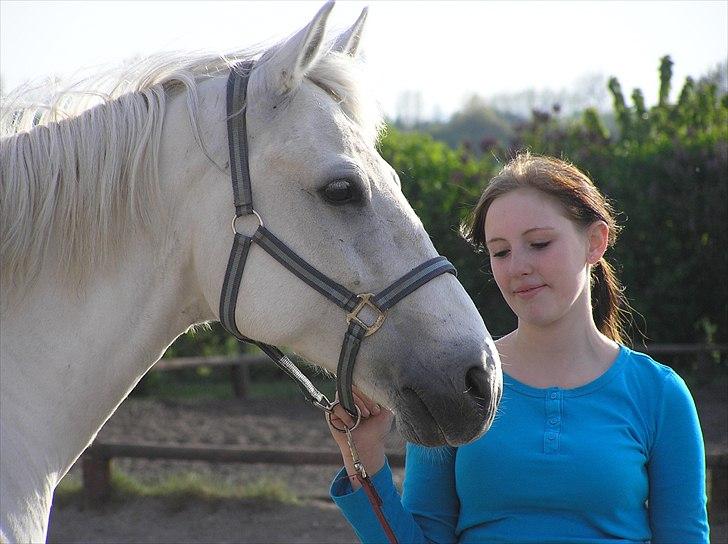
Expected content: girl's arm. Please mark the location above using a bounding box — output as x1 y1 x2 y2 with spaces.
328 392 459 544
648 372 710 543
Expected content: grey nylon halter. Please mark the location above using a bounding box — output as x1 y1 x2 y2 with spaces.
219 61 457 419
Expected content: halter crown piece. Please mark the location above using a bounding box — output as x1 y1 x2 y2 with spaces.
219 61 457 421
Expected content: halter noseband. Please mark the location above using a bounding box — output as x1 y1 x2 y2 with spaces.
219 61 456 420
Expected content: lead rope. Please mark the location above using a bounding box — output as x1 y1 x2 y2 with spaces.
329 411 398 544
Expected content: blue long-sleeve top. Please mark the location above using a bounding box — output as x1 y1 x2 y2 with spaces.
331 345 709 543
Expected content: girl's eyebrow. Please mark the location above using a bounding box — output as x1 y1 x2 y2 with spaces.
486 227 555 244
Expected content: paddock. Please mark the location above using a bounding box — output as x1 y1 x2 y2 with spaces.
42 345 727 543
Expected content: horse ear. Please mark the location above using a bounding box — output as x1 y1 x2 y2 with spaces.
263 1 334 95
332 7 368 56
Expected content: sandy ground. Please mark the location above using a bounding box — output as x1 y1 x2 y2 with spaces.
47 380 726 543
48 396 404 544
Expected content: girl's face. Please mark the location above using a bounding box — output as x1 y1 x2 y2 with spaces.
484 188 605 329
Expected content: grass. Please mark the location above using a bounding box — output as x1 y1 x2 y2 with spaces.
55 467 299 509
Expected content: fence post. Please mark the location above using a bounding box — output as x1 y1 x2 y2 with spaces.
708 455 727 518
82 450 111 504
231 364 250 399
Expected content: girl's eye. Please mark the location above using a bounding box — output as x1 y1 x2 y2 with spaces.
491 249 509 258
531 241 551 250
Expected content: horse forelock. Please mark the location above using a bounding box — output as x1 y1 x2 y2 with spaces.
0 45 380 302
304 51 384 145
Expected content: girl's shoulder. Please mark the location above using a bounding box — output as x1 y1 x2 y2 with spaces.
617 345 694 401
619 345 679 380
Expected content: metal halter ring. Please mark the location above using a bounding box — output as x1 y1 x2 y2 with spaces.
326 402 362 433
231 209 263 235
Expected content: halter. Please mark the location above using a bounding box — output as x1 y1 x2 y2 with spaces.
219 61 457 421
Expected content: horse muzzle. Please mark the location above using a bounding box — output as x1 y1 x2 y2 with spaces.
391 348 503 447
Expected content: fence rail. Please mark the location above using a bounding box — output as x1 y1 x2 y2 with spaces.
81 345 726 510
154 353 269 398
81 440 726 513
81 441 404 501
151 344 727 399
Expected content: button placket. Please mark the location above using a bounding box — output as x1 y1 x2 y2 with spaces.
544 388 562 453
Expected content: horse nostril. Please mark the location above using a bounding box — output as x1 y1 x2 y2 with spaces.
464 366 491 405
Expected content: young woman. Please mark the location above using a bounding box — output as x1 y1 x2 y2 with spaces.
326 154 709 543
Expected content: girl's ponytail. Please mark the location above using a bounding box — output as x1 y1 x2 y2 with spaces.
591 258 629 344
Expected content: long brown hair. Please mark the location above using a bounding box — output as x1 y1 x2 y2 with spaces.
462 153 632 344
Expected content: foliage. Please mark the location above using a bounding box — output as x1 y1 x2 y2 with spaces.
510 55 727 345
376 128 515 337
405 95 517 152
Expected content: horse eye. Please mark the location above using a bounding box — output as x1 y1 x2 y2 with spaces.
322 179 356 204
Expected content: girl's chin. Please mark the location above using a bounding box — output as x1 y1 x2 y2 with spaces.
512 305 562 328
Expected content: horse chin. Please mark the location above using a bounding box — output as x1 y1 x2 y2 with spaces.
396 412 493 448
396 416 448 447
392 388 441 446
392 385 500 447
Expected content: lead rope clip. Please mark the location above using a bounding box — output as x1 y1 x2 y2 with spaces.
327 404 398 544
344 426 368 479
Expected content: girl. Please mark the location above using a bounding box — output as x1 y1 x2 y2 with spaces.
326 153 709 543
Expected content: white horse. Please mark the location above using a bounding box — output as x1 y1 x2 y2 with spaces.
0 3 502 541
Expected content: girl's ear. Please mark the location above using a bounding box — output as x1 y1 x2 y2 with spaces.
586 220 610 265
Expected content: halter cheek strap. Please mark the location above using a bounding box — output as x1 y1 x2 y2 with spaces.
218 60 456 418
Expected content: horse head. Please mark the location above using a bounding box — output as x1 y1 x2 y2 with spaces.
185 3 502 446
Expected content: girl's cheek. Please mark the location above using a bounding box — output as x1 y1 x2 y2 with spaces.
490 262 509 295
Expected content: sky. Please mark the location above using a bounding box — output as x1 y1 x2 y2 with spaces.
1 1 726 120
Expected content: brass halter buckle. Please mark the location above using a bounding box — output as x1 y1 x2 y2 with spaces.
346 293 386 337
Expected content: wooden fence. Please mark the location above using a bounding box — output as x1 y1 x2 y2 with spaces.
81 344 727 512
81 440 726 515
81 441 405 502
153 353 269 398
152 343 727 399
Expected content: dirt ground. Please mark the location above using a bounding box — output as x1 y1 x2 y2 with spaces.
48 380 726 544
47 395 404 544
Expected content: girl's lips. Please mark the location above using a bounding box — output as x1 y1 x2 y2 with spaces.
513 284 546 299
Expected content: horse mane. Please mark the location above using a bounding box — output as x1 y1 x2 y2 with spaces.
0 45 383 301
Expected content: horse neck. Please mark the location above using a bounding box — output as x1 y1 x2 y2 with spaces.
4 233 199 447
0 87 216 540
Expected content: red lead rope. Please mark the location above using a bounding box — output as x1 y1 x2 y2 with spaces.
351 471 398 544
331 417 398 544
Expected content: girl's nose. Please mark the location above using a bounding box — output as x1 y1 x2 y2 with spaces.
508 249 533 276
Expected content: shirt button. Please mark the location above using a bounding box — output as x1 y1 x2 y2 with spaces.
549 418 559 425
550 392 558 399
547 434 555 440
